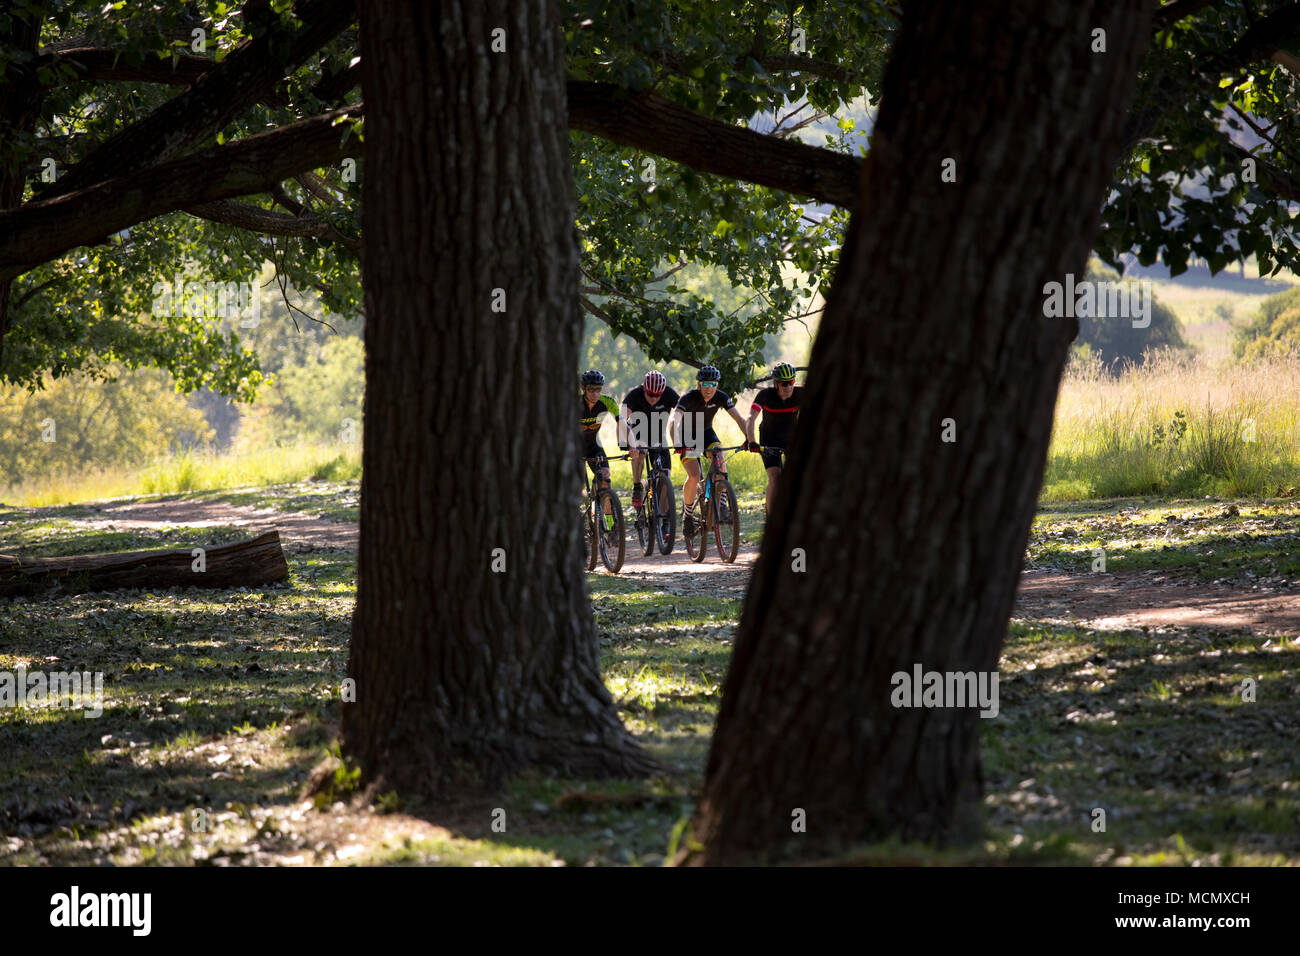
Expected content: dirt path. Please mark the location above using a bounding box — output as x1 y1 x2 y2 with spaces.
1015 569 1300 637
54 499 358 551
47 500 1300 635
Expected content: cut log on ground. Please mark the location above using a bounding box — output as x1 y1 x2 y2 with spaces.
0 530 289 597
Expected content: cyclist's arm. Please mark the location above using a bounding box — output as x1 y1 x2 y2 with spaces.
618 403 631 449
727 405 748 437
667 407 682 450
745 404 761 446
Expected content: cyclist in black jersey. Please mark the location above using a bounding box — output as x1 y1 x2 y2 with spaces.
668 365 750 534
620 370 679 509
746 361 802 517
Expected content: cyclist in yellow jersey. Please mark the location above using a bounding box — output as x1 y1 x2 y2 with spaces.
579 369 620 526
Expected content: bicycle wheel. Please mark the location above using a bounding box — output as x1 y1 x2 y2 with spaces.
713 477 739 563
584 493 598 571
684 495 706 563
654 472 675 554
596 487 626 573
636 483 654 557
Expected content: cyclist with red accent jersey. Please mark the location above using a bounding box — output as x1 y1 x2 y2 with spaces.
746 361 802 517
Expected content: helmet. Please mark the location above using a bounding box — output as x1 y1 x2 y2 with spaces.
697 365 721 383
643 370 667 393
580 369 605 387
773 362 796 382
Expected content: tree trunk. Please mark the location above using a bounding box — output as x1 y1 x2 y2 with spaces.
0 531 288 596
342 1 654 796
688 0 1151 864
0 1 43 355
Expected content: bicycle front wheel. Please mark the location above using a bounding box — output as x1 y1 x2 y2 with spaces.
713 478 739 563
684 497 706 563
654 473 675 555
637 485 654 557
584 493 599 571
596 487 626 573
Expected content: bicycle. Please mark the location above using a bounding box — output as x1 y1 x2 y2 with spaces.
582 453 627 573
681 445 743 564
631 447 676 556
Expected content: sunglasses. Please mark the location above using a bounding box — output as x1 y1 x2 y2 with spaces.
777 380 794 387
699 381 719 388
645 389 663 399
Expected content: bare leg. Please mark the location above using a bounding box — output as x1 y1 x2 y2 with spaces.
765 466 781 516
683 457 701 509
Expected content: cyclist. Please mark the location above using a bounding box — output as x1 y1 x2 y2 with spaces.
580 369 620 527
620 370 679 510
669 365 749 535
746 361 802 517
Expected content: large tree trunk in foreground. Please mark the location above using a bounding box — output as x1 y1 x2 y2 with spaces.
0 531 288 596
688 0 1151 864
343 1 654 796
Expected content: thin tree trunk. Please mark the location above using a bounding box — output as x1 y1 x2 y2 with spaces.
688 0 1151 864
342 0 654 796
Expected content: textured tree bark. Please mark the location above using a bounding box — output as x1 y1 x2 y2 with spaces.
688 0 1151 864
45 0 355 197
0 531 288 596
342 1 654 796
0 0 44 358
567 81 862 207
0 106 361 280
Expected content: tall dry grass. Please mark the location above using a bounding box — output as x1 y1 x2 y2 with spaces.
1 441 362 508
1043 349 1300 499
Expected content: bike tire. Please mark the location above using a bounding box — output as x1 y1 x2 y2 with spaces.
684 497 706 563
635 506 652 557
584 493 598 571
654 472 676 555
636 483 654 557
713 477 739 563
596 486 626 573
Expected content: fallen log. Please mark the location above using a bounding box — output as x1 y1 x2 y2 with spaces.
0 530 289 597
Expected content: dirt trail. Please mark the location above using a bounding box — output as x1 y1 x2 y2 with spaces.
46 500 1300 635
1016 569 1300 637
51 499 358 551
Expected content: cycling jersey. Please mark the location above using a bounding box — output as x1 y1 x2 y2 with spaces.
580 393 620 437
622 385 680 449
675 388 734 458
751 385 801 445
675 388 734 427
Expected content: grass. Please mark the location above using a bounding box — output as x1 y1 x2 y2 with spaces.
1044 350 1300 500
2 495 1298 865
2 441 361 508
1027 497 1300 582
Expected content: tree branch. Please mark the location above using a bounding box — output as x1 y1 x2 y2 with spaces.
184 199 333 238
0 106 363 281
567 81 862 208
757 54 862 85
47 0 356 197
579 296 703 372
33 47 213 87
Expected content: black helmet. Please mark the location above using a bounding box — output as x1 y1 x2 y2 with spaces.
580 369 605 387
773 362 796 382
697 365 721 382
